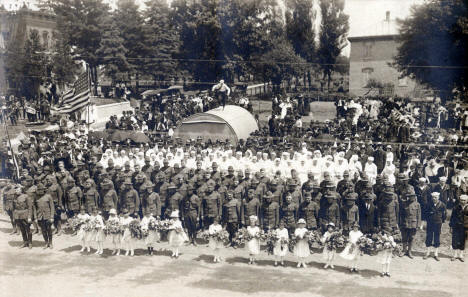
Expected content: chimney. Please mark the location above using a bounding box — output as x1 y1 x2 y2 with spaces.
386 11 390 22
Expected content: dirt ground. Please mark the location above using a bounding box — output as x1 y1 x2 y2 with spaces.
0 214 465 297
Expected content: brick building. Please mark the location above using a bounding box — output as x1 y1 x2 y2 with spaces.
348 12 417 97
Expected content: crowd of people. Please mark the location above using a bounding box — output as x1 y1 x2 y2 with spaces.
0 94 53 125
1 91 467 277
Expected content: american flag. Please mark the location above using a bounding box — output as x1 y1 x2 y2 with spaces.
53 72 90 114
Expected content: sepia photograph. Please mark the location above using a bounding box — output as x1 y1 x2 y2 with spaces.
0 0 466 296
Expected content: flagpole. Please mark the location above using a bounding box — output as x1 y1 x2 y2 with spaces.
3 120 20 181
87 63 91 131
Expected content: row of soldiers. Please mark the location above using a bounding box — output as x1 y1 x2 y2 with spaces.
3 154 462 259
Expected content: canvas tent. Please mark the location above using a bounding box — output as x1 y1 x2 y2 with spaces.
173 105 258 144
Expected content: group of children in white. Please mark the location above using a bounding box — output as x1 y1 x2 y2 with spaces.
71 210 399 277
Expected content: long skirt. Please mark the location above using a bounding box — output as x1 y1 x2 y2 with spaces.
340 243 359 261
247 238 260 255
294 239 310 258
108 233 121 245
168 230 188 247
94 229 105 242
77 227 86 241
145 230 159 246
209 238 223 250
273 242 288 257
377 249 393 265
84 230 94 242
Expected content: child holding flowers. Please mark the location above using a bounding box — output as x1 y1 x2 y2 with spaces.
294 218 310 268
321 222 337 269
377 231 396 277
168 210 188 258
106 209 121 255
77 206 90 252
246 215 261 265
120 209 136 256
140 210 158 255
273 220 289 267
340 222 363 272
208 217 223 263
91 207 105 255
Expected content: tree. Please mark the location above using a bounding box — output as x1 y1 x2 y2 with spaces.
334 55 349 75
393 0 468 101
96 17 129 85
259 40 306 93
143 0 179 86
49 0 111 91
50 31 80 89
5 30 47 98
114 0 148 90
317 0 349 91
285 0 316 87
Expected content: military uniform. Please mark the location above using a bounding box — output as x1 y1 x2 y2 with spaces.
83 186 100 213
260 197 280 230
319 195 341 232
201 190 222 228
120 187 140 216
400 191 421 257
13 192 33 247
3 186 17 233
223 197 241 242
281 201 298 235
65 184 83 217
341 193 359 234
36 186 55 248
298 198 319 230
181 193 201 244
377 192 400 233
424 199 446 249
241 196 260 227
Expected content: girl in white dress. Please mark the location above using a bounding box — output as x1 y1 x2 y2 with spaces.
77 207 90 252
274 220 289 267
322 222 337 269
140 210 157 256
294 218 310 268
168 210 188 258
246 215 261 265
378 231 396 277
91 208 105 255
106 209 121 255
120 209 135 256
208 217 223 263
340 223 363 272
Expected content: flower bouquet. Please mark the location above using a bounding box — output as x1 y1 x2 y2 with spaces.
288 236 298 252
372 233 397 252
356 235 376 255
265 230 280 255
214 230 230 244
254 230 267 241
198 230 212 242
68 217 89 232
148 218 159 231
233 228 252 247
305 230 322 250
83 219 96 232
324 231 348 251
105 220 122 235
155 219 174 232
129 219 142 239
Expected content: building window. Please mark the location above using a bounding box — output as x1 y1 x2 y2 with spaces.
362 67 374 87
398 76 408 87
42 31 49 49
363 43 373 58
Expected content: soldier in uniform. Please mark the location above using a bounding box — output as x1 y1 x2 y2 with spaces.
141 181 161 218
142 156 154 179
283 179 302 206
377 186 400 234
13 185 33 249
166 183 183 217
399 189 421 258
119 178 140 218
341 192 359 235
158 175 171 217
241 188 260 227
423 192 446 261
319 193 341 233
24 176 40 234
181 184 200 245
83 179 100 214
298 192 319 230
45 175 63 235
35 183 55 249
359 193 378 234
260 191 280 231
201 181 222 228
3 182 17 234
449 194 467 261
65 177 82 218
281 194 298 236
223 191 241 244
100 178 118 219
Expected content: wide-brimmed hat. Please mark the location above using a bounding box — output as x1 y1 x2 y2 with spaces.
326 222 336 228
297 218 306 225
109 208 117 215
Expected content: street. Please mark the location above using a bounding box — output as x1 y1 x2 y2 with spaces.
0 214 465 297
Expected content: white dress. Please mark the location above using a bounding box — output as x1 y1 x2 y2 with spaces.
92 215 105 242
168 219 188 247
141 217 159 246
120 216 134 244
377 235 396 265
246 226 261 255
76 213 90 241
321 231 335 260
208 224 223 250
106 216 121 244
340 230 363 260
273 228 289 257
294 227 310 258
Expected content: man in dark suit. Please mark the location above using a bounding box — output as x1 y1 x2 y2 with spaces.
423 192 447 261
359 193 377 234
373 144 387 174
431 177 453 208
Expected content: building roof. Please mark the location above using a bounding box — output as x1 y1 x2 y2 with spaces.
205 105 258 140
348 19 399 42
